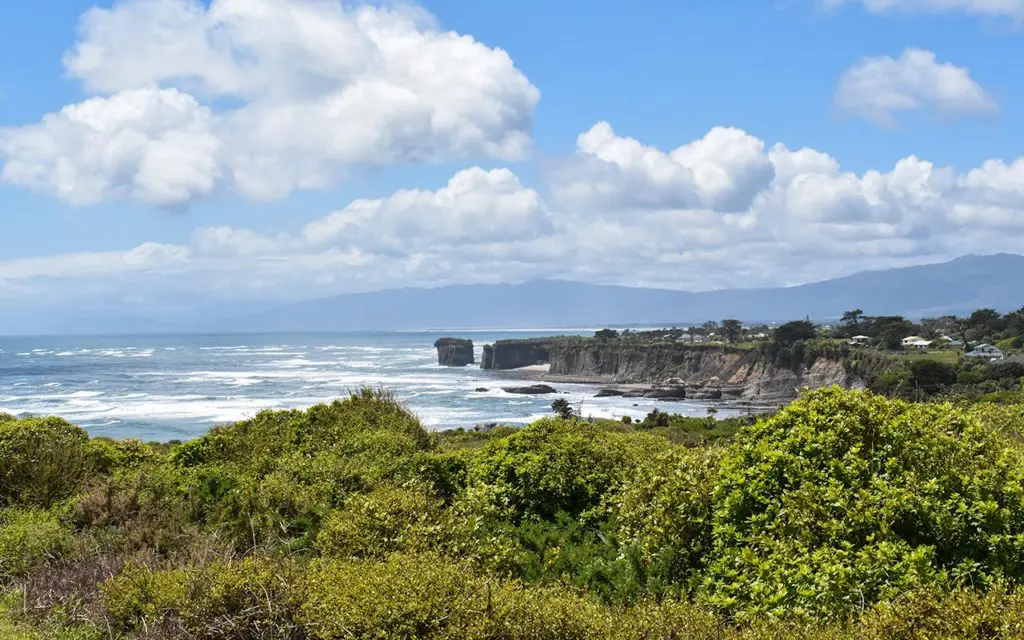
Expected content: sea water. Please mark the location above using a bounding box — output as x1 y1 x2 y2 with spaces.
0 331 740 441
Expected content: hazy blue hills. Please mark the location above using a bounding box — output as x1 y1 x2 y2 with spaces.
3 254 1022 335
223 253 1024 332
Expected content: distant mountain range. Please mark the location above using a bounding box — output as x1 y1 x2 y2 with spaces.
219 253 1024 332
3 254 1022 336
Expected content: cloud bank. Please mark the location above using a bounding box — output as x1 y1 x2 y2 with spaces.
5 122 1024 302
0 0 539 206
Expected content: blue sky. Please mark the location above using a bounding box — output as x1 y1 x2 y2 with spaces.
1 0 1023 320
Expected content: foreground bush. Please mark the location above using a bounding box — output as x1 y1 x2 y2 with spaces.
0 417 93 508
315 484 443 558
467 417 670 521
0 508 74 578
4 387 1024 637
700 387 1024 620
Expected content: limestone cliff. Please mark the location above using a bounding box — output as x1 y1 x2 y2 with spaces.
547 342 868 403
480 338 571 370
434 338 475 367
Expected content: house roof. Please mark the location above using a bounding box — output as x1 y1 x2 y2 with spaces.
966 345 1004 356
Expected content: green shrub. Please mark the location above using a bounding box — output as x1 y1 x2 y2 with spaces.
298 552 483 639
99 563 188 631
161 390 438 550
856 583 1024 639
702 387 1024 621
300 552 645 640
0 417 92 508
613 447 722 596
970 402 1024 445
454 581 611 640
0 508 74 578
170 388 430 470
610 599 727 640
316 485 443 558
86 438 159 476
468 418 671 521
178 557 302 638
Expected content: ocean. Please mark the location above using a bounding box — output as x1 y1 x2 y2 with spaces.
0 331 740 442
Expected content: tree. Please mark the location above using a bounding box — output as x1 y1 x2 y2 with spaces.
721 319 743 344
952 316 972 351
871 316 915 351
969 309 1004 339
840 309 864 327
773 320 816 346
594 328 619 342
920 316 954 339
551 398 576 420
907 359 958 396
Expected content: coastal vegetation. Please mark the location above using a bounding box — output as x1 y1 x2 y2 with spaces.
3 385 1024 637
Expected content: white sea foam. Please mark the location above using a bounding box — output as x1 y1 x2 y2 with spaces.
0 333 745 439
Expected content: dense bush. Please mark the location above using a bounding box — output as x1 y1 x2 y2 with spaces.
0 508 74 578
5 387 1024 637
0 417 93 508
466 417 670 521
613 447 722 596
315 484 442 558
164 389 438 549
700 387 1024 620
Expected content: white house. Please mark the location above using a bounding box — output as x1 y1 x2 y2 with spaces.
901 336 932 349
966 344 1005 361
849 335 871 346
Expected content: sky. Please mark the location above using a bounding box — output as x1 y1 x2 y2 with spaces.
2 0 1024 317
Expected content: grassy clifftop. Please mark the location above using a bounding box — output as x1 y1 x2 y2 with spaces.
3 388 1024 637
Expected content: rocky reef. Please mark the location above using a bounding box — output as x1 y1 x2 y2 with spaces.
434 337 475 367
502 384 558 395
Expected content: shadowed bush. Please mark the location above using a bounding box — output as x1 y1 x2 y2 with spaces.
0 508 74 578
0 417 92 508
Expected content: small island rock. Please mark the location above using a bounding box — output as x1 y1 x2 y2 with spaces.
502 384 558 395
434 338 475 367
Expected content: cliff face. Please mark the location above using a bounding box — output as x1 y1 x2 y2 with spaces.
434 338 475 367
481 338 567 370
547 343 865 403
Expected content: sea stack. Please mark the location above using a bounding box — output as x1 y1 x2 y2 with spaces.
434 338 475 367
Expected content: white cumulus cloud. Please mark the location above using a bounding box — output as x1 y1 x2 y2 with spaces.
303 167 549 252
551 122 775 214
5 125 1024 300
0 0 539 206
834 48 996 126
0 88 220 206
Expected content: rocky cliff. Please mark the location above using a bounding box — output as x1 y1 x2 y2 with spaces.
434 338 475 367
546 342 867 403
481 338 572 370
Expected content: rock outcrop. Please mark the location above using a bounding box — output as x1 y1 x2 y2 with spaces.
434 338 475 367
503 384 558 395
547 342 869 403
481 338 570 370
